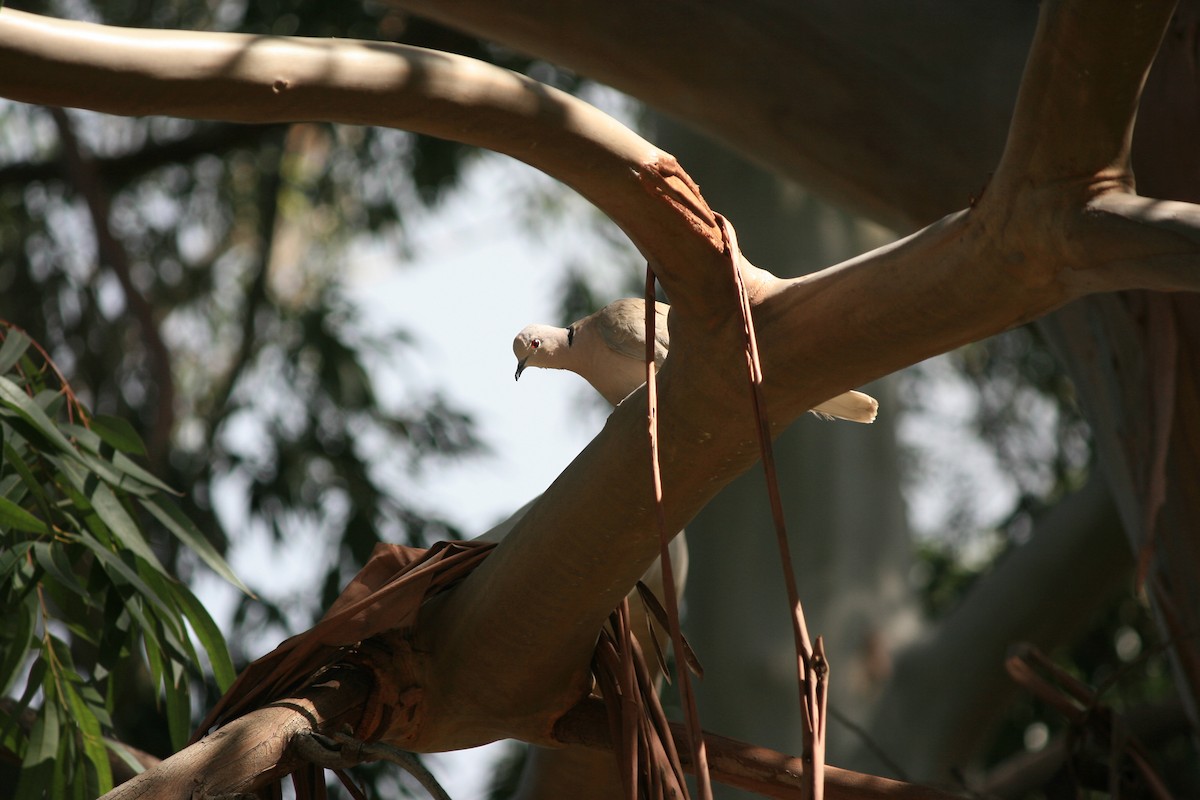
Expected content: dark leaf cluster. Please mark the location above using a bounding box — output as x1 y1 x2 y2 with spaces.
0 327 238 798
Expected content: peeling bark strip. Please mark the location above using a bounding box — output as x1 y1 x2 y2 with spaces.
643 266 713 800
192 540 497 744
723 214 828 800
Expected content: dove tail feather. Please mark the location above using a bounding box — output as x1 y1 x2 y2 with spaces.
809 390 878 423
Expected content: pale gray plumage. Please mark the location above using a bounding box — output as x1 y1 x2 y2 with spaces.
513 298 668 407
509 297 689 663
513 297 878 422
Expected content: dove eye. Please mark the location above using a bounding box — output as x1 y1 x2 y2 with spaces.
530 338 541 350
566 326 574 346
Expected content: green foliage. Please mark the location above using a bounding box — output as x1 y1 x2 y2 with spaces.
909 540 988 618
0 326 239 797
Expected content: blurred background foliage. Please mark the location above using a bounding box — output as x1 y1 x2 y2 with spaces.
0 0 1193 797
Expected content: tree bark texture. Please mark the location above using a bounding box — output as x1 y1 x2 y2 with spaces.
102 667 371 799
1 0 1198 794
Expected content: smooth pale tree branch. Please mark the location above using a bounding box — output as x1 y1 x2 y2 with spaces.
101 668 371 800
390 0 1033 231
1077 194 1200 292
0 8 731 317
392 0 1200 232
3 0 1200 788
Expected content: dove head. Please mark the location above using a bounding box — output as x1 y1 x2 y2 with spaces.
513 324 571 380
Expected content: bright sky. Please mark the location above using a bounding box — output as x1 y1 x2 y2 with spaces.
346 154 612 534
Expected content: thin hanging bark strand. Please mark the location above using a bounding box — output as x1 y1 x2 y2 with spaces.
644 264 712 800
722 215 827 800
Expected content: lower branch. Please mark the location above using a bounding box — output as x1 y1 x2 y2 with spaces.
553 700 965 800
101 667 370 799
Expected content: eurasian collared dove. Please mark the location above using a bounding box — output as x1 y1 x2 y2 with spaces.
513 297 879 422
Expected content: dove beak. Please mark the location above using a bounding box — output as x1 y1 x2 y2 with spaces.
515 357 530 381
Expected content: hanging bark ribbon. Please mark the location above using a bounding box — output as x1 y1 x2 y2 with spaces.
718 214 829 800
643 264 714 800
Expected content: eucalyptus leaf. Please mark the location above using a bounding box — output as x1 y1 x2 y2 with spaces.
76 683 113 728
0 496 48 534
17 691 59 772
63 679 114 793
47 633 79 676
141 629 165 707
96 592 134 671
111 451 176 494
90 483 166 574
141 494 251 595
0 540 35 582
0 376 78 457
14 655 46 713
75 535 176 625
105 739 147 778
0 328 31 374
0 472 23 497
33 542 87 597
135 566 199 667
170 580 237 691
60 424 172 493
0 593 36 696
89 414 148 456
3 441 53 521
44 445 143 501
161 666 191 752
58 423 102 454
74 449 160 498
0 706 24 756
50 729 76 800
